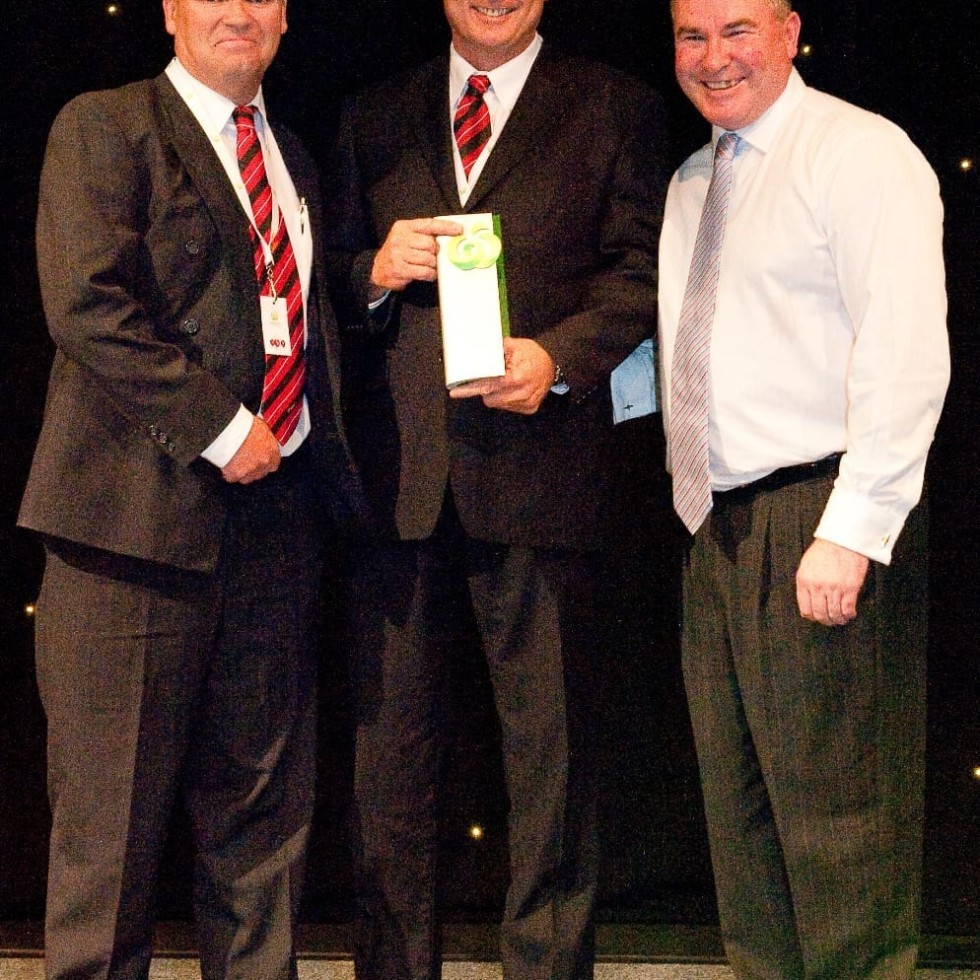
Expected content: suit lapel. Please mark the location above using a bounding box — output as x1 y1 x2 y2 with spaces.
151 74 256 295
409 57 466 214
465 46 570 211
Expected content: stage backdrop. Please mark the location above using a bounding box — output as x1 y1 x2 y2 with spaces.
1 0 977 936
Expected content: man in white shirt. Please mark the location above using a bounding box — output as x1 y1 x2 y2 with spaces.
325 0 670 977
659 0 949 976
19 1 363 976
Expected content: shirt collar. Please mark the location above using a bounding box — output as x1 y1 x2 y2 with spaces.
713 67 806 156
449 33 543 113
165 57 268 137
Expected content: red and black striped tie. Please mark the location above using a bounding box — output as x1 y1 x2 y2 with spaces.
233 104 305 445
453 74 492 178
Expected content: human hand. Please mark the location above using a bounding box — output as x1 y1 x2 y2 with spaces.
221 416 281 484
449 337 556 415
371 218 465 292
796 538 870 626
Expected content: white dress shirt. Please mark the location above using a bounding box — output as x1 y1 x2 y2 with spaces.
659 69 948 563
165 58 313 464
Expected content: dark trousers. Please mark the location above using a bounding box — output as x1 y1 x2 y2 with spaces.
35 459 323 980
348 496 599 980
682 471 927 980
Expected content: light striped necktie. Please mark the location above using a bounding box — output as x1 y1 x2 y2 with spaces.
454 74 492 178
669 131 741 534
233 105 305 445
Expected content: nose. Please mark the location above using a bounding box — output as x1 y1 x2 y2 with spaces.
701 35 731 72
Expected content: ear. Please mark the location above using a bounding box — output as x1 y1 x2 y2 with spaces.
280 0 289 34
162 0 177 37
783 11 801 59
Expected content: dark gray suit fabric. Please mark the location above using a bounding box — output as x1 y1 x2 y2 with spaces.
37 470 322 980
682 474 927 980
325 47 670 980
21 73 361 980
20 74 362 572
326 47 670 551
344 504 602 980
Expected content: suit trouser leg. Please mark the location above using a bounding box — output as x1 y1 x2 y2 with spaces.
35 467 321 980
36 541 218 980
347 523 462 980
187 472 322 980
682 475 926 980
467 542 599 980
348 501 599 980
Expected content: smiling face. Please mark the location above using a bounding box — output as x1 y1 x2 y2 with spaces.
163 0 288 104
444 0 547 71
672 0 800 131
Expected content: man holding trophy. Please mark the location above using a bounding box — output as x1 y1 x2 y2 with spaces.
325 2 671 977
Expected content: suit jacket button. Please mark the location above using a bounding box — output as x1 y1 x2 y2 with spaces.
184 240 201 255
179 318 200 336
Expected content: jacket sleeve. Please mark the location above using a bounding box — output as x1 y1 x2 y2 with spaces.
531 78 671 401
36 90 245 468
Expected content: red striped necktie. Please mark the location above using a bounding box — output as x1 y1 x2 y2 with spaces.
454 74 492 178
233 104 305 445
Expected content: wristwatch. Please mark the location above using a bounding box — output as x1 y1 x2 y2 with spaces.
552 361 569 395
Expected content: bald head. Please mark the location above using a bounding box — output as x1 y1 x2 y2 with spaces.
671 0 791 12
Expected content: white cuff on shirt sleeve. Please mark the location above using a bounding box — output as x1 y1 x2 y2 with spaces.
813 484 910 565
199 404 254 469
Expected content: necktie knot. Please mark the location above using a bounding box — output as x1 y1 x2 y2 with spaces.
715 131 740 163
466 73 491 97
233 104 258 134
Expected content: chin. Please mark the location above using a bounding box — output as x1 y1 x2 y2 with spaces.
697 101 744 132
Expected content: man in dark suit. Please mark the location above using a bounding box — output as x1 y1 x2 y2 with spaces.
18 1 361 977
324 2 670 977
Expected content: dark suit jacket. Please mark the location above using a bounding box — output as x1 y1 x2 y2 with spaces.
19 73 362 573
325 46 670 550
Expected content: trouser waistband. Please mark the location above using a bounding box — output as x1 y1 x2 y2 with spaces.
712 453 842 509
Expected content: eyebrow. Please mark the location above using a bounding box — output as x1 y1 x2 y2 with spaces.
675 17 759 36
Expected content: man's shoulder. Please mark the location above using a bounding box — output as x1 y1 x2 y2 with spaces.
535 46 659 103
536 47 631 82
777 84 935 192
523 47 666 142
795 84 918 154
51 73 173 138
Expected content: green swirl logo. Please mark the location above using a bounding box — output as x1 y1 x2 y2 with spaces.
447 226 502 271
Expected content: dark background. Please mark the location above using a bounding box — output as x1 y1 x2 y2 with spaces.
1 0 977 935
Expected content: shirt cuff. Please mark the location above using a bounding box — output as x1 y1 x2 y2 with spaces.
813 485 909 565
199 404 253 469
611 338 658 423
367 289 391 311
